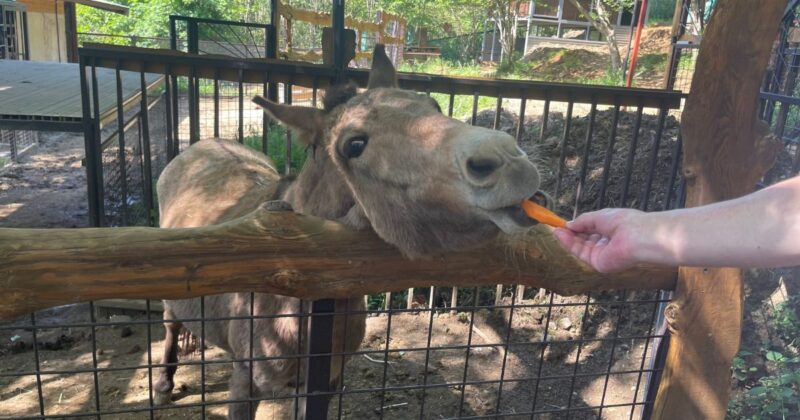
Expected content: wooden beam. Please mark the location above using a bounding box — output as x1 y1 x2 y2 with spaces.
0 205 676 320
651 1 786 419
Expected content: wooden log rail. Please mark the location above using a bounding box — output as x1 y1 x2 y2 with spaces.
0 205 676 320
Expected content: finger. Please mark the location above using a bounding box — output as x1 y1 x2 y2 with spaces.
578 239 595 265
553 229 575 251
566 212 600 233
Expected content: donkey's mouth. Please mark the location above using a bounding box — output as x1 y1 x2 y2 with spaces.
483 191 554 234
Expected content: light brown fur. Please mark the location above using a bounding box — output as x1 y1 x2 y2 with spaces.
153 45 541 420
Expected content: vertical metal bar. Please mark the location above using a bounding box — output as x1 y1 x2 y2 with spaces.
171 70 179 150
332 0 346 80
641 105 668 211
169 15 177 51
471 92 479 125
262 74 269 154
214 69 220 139
312 78 318 107
238 69 244 143
598 100 621 209
529 292 556 418
164 65 176 161
294 299 305 419
90 64 106 226
335 299 352 420
565 293 592 412
195 296 205 419
306 299 336 420
189 66 199 144
115 65 129 225
377 300 395 419
620 103 645 207
417 294 438 419
139 70 154 226
554 99 574 199
22 12 30 61
629 291 662 420
493 96 502 130
146 300 154 420
494 284 520 415
80 57 101 227
187 20 199 54
248 293 255 417
539 95 550 141
447 91 455 117
89 301 101 418
30 313 45 417
457 287 480 417
284 82 293 175
516 97 527 143
598 290 629 418
664 133 683 211
573 98 598 219
266 23 278 102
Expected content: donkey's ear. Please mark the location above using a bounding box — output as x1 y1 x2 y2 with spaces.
253 96 325 145
367 44 398 89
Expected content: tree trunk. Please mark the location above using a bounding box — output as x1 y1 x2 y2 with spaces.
568 0 623 73
0 205 676 320
651 1 786 419
491 0 518 62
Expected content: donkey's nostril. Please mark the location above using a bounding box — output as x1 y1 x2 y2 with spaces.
466 156 502 179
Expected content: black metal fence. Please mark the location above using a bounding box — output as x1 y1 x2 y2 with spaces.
0 0 29 61
760 1 800 176
0 42 687 419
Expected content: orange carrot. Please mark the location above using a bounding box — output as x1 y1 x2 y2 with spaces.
521 200 567 228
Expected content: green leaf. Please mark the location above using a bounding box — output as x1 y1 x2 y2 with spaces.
766 351 785 362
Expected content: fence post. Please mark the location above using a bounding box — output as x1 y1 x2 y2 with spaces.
651 1 786 419
79 55 103 227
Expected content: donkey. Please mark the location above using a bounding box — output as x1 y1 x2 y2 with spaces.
153 45 542 419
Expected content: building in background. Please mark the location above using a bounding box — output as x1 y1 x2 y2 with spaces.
482 0 645 62
15 0 127 62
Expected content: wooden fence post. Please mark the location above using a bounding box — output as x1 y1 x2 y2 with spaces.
651 1 786 419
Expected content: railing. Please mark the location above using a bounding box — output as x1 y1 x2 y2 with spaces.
64 44 690 419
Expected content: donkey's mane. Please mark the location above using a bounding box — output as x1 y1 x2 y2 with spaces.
323 82 359 111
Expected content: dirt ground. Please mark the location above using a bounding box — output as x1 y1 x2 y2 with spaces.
522 25 673 89
0 291 661 419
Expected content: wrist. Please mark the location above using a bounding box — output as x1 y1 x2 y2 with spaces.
629 211 678 267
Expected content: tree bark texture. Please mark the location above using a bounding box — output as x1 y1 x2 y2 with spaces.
0 205 676 320
651 1 786 419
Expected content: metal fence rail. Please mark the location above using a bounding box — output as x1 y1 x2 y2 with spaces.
0 44 686 420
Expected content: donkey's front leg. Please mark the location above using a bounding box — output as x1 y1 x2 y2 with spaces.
153 308 182 406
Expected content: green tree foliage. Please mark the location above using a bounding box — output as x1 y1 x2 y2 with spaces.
77 0 492 62
77 0 246 45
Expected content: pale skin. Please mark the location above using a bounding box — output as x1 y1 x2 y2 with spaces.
553 175 800 273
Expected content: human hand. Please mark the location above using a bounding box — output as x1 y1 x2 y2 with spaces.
553 208 646 273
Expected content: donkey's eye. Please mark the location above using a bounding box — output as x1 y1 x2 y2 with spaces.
342 135 368 159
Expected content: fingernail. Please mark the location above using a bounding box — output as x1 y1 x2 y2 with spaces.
597 237 609 246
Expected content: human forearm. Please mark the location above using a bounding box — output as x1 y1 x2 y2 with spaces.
635 176 800 268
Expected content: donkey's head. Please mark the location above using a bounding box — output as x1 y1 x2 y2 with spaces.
254 45 541 257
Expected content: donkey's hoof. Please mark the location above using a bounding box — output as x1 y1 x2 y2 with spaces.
153 391 172 406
